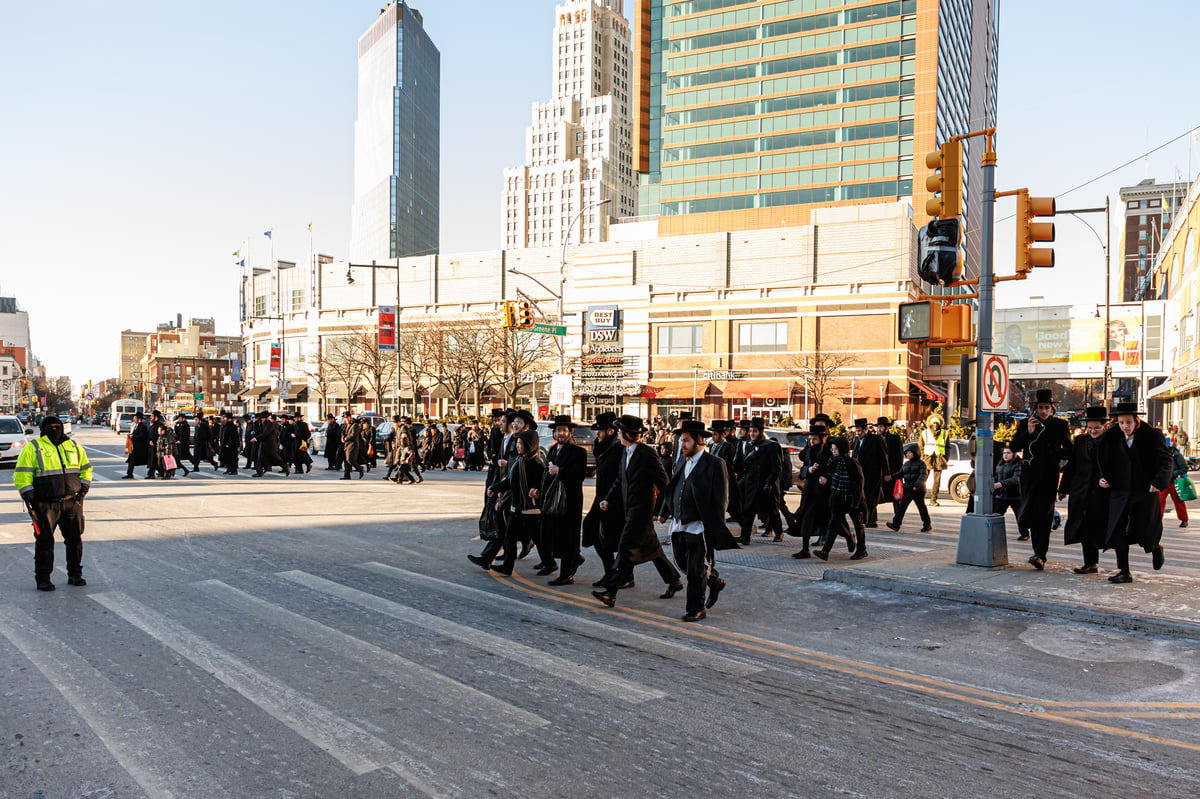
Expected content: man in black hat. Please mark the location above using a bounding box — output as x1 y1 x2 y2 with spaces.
539 415 587 584
851 418 890 528
1058 406 1111 575
708 420 743 524
593 415 683 607
655 419 739 621
124 411 151 478
471 410 518 569
582 412 623 581
1097 402 1172 582
876 417 904 517
737 418 784 543
793 420 851 558
1009 388 1073 569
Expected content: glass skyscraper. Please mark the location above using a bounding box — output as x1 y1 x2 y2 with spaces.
351 2 440 262
632 0 998 271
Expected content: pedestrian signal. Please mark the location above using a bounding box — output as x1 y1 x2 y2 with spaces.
917 218 961 286
498 301 517 328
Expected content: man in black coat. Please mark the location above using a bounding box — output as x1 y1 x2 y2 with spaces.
123 412 151 478
1097 402 1172 583
876 416 905 517
192 413 216 472
255 412 289 477
655 420 739 621
593 415 682 608
1009 388 1074 570
174 414 192 467
539 415 588 584
323 414 343 470
851 418 889 527
737 418 783 543
219 413 241 474
707 420 743 524
1057 406 1110 574
582 412 622 581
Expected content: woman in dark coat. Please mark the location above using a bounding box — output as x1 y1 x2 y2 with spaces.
992 446 1027 540
1097 402 1172 583
1057 406 1110 574
886 447 931 532
816 436 867 560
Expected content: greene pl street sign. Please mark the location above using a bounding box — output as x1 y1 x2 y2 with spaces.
532 322 566 336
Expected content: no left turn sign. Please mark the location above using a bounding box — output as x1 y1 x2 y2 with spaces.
980 352 1009 411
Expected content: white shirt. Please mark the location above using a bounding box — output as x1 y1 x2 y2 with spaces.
624 440 636 468
668 451 705 535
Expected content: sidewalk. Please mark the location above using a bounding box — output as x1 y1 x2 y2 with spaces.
821 548 1200 640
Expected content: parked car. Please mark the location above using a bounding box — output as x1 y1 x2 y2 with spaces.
309 421 326 453
903 437 973 503
116 412 136 433
0 415 33 468
763 427 808 481
535 420 597 477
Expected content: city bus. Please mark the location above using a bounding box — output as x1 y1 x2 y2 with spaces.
111 398 145 433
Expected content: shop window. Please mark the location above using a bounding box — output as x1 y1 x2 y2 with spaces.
657 325 703 354
737 321 788 352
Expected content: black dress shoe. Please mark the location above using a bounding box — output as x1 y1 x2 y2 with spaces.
659 582 684 599
591 579 606 588
850 550 868 560
618 579 635 590
1073 564 1098 575
67 576 86 586
1153 545 1165 571
467 554 491 570
548 575 574 586
490 563 514 576
885 521 900 531
535 565 558 576
36 581 55 592
682 610 706 622
792 550 811 559
1028 555 1045 571
814 550 829 561
518 542 532 560
591 590 616 608
864 523 878 528
1017 534 1030 541
121 475 134 479
1108 571 1133 583
705 579 726 609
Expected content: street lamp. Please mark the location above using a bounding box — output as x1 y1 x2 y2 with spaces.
347 259 403 414
558 197 611 367
691 363 701 420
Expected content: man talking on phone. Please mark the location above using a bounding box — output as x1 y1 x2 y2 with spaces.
1009 388 1073 571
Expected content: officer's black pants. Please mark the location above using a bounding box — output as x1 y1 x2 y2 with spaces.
32 498 84 580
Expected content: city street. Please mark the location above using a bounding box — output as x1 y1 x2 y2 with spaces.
3 427 1200 798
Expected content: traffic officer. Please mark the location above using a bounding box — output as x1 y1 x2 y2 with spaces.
14 415 93 591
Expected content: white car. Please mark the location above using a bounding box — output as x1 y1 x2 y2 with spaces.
0 415 33 467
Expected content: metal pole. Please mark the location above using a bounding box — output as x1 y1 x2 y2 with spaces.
692 365 699 419
1104 196 1112 403
956 137 1006 567
850 376 855 422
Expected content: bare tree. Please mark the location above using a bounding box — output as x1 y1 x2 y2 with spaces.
493 328 556 407
778 350 861 415
349 327 399 415
441 317 501 416
394 326 434 415
324 335 366 413
298 347 335 419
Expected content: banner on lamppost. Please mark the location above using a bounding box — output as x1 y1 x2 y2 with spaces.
231 357 242 383
269 342 282 374
378 305 397 352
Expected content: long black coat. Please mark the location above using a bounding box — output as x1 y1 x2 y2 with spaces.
1098 423 1172 551
174 419 192 461
603 442 670 565
852 432 889 506
1010 415 1073 533
257 421 287 468
659 451 739 562
324 421 343 460
194 418 212 459
739 438 782 511
583 435 622 550
795 441 832 539
710 438 743 522
1058 435 1108 549
126 420 150 466
542 440 587 537
880 431 904 498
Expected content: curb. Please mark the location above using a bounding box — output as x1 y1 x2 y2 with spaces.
821 567 1200 641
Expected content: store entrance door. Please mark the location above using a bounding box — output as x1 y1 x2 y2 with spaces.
730 400 788 424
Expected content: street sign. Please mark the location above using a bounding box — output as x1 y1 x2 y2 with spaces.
85 392 94 400
550 374 573 406
531 322 566 336
193 392 204 401
980 352 1009 412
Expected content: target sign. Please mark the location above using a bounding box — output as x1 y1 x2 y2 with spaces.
980 352 1009 411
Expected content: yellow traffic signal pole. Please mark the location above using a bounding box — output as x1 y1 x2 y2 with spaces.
957 128 1008 567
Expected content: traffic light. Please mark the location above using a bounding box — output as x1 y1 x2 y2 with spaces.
925 140 963 218
498 300 516 328
516 300 534 329
917 218 961 286
1015 190 1055 274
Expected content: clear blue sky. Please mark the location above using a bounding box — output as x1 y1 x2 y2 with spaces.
1 0 1197 385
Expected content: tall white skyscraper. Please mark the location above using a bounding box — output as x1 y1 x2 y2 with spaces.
351 2 440 262
501 0 636 250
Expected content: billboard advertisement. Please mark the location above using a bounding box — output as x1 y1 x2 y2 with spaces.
996 303 1163 376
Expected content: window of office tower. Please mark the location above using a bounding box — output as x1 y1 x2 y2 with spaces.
657 0 917 216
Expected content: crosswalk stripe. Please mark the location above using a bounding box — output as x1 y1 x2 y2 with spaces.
356 561 763 678
0 605 235 799
90 591 405 779
279 569 669 704
193 578 548 735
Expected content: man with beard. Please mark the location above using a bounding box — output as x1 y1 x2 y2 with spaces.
737 418 783 543
174 414 192 474
582 412 622 581
292 412 313 474
123 411 151 479
1058 406 1110 575
1097 402 1172 583
537 415 587 584
1009 389 1073 570
851 418 889 528
593 415 683 608
707 420 743 524
655 419 739 621
254 412 290 477
469 409 537 569
220 413 241 474
192 413 217 472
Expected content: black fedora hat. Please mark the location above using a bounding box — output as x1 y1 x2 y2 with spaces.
812 413 833 424
707 419 731 435
550 414 577 429
854 418 869 428
513 409 537 428
590 411 618 430
490 408 505 418
613 414 647 434
748 417 766 430
876 416 892 427
678 411 694 421
1083 406 1108 423
809 422 829 436
1110 401 1140 417
1034 388 1055 405
674 419 708 438
737 419 751 429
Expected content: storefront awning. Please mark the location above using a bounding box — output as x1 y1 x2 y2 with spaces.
1147 379 1173 400
642 380 713 400
238 383 272 400
910 379 947 401
713 380 790 399
838 380 905 401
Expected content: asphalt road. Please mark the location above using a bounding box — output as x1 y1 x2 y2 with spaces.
2 427 1199 798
